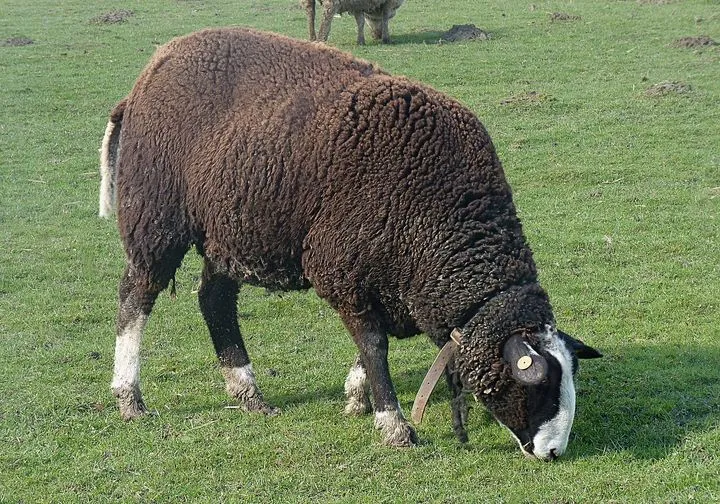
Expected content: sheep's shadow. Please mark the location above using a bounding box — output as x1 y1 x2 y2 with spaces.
389 27 504 45
389 30 446 45
172 337 718 460
569 342 720 460
270 383 346 410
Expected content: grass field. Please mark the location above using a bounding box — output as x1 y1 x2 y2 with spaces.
1 0 719 502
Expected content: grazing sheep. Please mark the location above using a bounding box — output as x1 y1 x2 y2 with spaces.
303 0 404 44
99 27 601 457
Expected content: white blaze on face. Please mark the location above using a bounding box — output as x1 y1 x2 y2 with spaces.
532 326 576 460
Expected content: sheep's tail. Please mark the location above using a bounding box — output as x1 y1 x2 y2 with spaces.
98 98 126 218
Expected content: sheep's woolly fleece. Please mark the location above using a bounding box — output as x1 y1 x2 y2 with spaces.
110 28 549 409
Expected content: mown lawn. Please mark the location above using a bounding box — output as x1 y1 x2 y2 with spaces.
1 0 718 502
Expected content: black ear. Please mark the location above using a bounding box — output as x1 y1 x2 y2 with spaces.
558 330 603 359
503 334 548 385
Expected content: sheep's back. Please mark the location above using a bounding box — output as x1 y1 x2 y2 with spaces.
117 28 382 288
116 27 537 330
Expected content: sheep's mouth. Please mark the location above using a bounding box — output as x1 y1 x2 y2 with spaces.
520 441 535 459
504 425 557 461
518 439 559 462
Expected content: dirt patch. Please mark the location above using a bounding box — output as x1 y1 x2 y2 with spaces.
441 24 490 42
645 81 692 97
2 37 34 47
91 9 134 24
549 12 581 22
671 36 717 48
500 91 553 106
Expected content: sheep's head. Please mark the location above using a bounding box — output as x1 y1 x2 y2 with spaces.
364 2 402 40
454 286 601 461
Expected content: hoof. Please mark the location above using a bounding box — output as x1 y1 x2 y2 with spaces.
113 387 147 420
241 397 281 416
382 421 418 447
375 410 418 447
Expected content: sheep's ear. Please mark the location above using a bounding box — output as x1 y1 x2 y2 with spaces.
502 334 548 385
558 330 603 359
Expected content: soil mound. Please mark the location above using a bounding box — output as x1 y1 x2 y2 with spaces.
549 12 581 21
2 37 34 47
91 9 134 24
671 36 717 48
441 24 490 42
645 81 692 97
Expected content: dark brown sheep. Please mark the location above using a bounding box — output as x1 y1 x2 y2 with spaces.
100 27 600 456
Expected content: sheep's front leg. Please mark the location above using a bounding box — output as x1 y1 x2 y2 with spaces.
353 12 366 45
445 357 469 443
198 260 278 416
342 315 417 447
378 12 391 44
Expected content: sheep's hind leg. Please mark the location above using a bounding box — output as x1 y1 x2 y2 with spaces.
305 0 317 40
353 12 366 45
342 315 417 447
198 260 278 416
344 354 372 415
111 265 162 420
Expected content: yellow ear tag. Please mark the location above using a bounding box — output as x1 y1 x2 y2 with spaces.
517 356 533 370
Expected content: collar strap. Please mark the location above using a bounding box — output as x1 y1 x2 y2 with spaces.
411 329 462 424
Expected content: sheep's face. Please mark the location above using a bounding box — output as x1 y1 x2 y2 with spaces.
364 6 399 39
465 326 601 461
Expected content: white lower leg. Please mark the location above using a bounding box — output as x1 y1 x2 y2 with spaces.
111 313 148 419
344 362 371 415
222 363 259 400
374 404 417 447
221 364 278 415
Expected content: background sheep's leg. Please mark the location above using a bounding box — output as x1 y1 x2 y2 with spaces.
198 259 278 415
353 12 366 45
111 265 162 420
344 354 372 415
378 11 391 44
445 357 469 443
342 315 417 446
305 0 317 41
317 1 336 42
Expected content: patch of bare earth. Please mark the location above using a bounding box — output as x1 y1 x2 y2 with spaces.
441 24 490 42
645 81 692 97
671 36 717 48
2 37 34 47
549 12 581 22
90 9 134 24
500 91 553 106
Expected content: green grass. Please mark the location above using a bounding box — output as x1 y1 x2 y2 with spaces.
1 0 719 502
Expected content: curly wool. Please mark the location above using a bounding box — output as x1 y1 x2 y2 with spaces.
454 284 555 406
110 26 548 396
